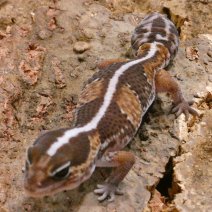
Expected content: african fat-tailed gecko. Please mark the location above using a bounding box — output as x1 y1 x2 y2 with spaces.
24 13 197 202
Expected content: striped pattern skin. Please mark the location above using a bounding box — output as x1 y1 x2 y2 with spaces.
131 12 179 60
24 13 192 201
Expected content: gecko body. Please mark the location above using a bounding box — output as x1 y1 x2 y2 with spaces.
24 13 197 202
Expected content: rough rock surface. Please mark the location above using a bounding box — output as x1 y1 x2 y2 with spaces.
173 90 212 212
0 0 211 212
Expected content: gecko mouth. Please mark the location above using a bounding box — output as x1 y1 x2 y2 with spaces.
24 175 81 198
24 178 81 198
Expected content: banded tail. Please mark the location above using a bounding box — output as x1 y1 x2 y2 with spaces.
131 13 179 62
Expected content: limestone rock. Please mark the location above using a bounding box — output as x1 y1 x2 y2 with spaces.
73 41 91 53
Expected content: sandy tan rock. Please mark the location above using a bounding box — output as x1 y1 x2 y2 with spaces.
74 41 91 53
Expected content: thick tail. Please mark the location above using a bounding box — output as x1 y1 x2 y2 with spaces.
131 13 179 62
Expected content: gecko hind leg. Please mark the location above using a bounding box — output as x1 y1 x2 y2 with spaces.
94 151 135 202
155 69 199 120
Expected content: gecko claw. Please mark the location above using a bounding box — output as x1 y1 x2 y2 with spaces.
94 183 123 202
96 184 105 189
108 193 115 202
171 100 199 120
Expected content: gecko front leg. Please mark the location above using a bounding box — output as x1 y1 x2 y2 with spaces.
94 151 135 202
155 69 199 119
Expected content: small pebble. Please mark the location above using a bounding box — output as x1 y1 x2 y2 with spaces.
203 58 208 65
78 54 87 62
207 50 212 58
38 30 52 40
73 41 90 53
70 73 78 78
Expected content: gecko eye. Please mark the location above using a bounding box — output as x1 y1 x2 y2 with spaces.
50 161 71 180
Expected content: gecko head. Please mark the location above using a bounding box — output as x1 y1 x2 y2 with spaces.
24 128 99 198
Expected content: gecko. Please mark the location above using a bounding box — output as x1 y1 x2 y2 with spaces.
24 13 198 202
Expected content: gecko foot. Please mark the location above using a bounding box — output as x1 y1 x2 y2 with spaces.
94 183 123 202
171 100 199 120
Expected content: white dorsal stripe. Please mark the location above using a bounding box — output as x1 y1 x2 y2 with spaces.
47 42 158 156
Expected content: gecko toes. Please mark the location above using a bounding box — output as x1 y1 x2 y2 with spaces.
172 100 199 120
188 100 195 105
98 192 108 201
96 184 105 189
108 193 115 202
94 183 123 202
